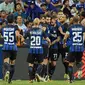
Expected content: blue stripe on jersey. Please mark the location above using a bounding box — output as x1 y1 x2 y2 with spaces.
29 48 43 54
28 28 45 54
2 44 17 51
69 24 85 52
70 45 84 52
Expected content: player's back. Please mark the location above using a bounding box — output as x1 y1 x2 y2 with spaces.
2 25 18 51
29 27 44 54
69 24 85 52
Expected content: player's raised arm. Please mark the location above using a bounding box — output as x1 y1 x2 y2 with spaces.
63 31 70 44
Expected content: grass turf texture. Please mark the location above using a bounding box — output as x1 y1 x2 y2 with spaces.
0 80 85 85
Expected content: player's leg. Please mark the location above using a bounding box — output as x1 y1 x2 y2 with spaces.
8 51 17 83
49 49 57 80
41 45 49 78
76 52 83 79
35 54 45 82
66 52 75 83
27 54 35 83
61 48 69 79
3 51 10 82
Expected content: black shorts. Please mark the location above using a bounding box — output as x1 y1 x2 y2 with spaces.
49 48 58 61
3 50 17 60
58 44 69 60
43 44 49 59
66 52 83 63
27 53 44 64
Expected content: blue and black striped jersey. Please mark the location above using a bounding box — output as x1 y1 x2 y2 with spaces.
68 24 85 52
49 25 60 49
24 27 47 54
0 25 19 51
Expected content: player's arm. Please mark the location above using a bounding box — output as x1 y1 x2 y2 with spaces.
15 25 24 42
43 31 51 46
15 30 24 42
51 36 60 46
58 26 66 36
63 31 70 44
45 37 51 46
42 27 46 32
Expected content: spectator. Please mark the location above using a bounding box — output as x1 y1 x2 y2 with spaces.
61 0 73 18
62 0 74 6
80 11 85 20
0 0 14 13
26 0 44 20
35 0 42 7
45 0 58 12
81 18 85 27
0 10 7 27
0 18 3 29
16 0 25 11
76 0 85 12
40 3 48 13
16 15 27 35
13 3 26 21
71 4 78 16
51 0 62 11
25 20 33 31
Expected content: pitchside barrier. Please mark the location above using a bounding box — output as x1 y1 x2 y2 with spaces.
0 47 85 79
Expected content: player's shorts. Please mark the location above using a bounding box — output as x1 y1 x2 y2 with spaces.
58 44 69 60
43 44 49 59
49 48 58 61
66 52 83 63
27 53 44 64
3 50 17 60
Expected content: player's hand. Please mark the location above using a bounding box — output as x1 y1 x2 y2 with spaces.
63 43 67 48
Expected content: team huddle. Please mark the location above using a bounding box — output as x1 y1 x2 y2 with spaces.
0 12 85 84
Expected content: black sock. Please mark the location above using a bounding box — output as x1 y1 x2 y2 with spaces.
63 62 68 74
28 66 34 80
68 66 73 81
44 65 47 76
9 65 15 80
4 62 10 72
36 64 43 75
41 64 47 77
49 65 56 79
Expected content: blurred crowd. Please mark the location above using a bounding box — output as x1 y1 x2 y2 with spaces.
0 0 85 46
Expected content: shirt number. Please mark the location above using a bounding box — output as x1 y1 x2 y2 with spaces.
31 36 41 46
4 32 14 43
72 32 82 42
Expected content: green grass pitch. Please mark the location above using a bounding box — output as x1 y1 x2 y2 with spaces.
0 80 85 85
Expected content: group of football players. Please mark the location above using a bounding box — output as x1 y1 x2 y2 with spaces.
0 10 85 84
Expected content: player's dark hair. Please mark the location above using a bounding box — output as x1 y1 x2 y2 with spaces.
51 15 57 19
40 14 46 19
63 0 69 4
7 14 14 23
25 20 33 26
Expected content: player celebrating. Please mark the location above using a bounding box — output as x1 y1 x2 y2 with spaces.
0 14 24 83
49 15 60 79
24 18 51 82
63 15 85 83
58 14 69 79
